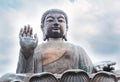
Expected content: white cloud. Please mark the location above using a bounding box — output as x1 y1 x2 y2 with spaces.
113 19 120 35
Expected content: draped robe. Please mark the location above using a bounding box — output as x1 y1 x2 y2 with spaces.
16 42 93 74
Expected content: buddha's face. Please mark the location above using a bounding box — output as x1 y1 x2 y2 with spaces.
43 13 67 39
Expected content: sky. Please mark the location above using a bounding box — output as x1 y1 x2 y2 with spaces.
0 0 120 76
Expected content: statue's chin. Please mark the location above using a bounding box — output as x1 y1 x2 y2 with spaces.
47 32 63 38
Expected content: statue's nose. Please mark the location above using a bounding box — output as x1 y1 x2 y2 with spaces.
53 19 59 27
54 23 59 27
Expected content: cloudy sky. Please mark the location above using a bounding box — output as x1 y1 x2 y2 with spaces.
0 0 120 76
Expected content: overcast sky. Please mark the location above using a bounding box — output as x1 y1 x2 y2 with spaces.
0 0 120 76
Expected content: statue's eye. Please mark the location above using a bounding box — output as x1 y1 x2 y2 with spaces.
58 19 63 22
58 17 65 23
47 19 53 22
46 17 54 22
58 19 65 23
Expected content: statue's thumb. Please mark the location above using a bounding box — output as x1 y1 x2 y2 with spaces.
34 33 38 42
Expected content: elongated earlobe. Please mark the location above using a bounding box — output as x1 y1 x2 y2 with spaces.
63 35 67 41
41 25 47 41
63 26 68 41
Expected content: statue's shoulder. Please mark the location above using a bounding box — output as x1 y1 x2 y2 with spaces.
37 42 48 48
66 42 83 50
34 43 46 53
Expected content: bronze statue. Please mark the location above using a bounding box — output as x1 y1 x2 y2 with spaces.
16 9 94 74
0 9 118 82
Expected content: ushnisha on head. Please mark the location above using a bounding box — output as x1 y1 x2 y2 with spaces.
41 9 68 41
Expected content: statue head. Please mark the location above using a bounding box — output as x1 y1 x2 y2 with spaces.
41 9 68 41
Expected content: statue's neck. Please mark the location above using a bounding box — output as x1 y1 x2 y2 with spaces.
45 38 67 49
47 38 64 43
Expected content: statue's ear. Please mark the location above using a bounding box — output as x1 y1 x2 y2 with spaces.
41 25 44 31
63 33 67 41
63 25 68 41
41 25 47 41
66 25 68 31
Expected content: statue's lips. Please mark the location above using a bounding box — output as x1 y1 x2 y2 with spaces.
51 27 60 32
52 27 60 30
52 29 60 33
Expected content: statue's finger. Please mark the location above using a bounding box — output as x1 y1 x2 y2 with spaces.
26 25 31 37
27 24 30 33
23 32 26 37
19 28 23 38
34 33 38 41
27 31 31 37
26 25 28 35
30 27 33 38
23 25 27 37
20 28 23 35
24 25 27 33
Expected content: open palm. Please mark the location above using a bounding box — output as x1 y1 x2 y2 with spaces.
19 25 38 50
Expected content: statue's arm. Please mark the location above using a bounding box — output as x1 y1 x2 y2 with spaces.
16 25 38 73
78 47 94 73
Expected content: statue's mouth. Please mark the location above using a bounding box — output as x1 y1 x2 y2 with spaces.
52 27 60 30
52 29 60 33
50 26 61 33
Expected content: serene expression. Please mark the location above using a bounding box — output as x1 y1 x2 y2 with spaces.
43 13 67 38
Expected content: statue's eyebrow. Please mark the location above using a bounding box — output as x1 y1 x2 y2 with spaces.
58 16 65 19
46 16 54 19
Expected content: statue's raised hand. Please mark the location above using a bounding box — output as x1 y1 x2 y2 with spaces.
19 25 38 58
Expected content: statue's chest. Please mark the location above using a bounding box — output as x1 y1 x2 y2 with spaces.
42 48 67 65
41 48 75 73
